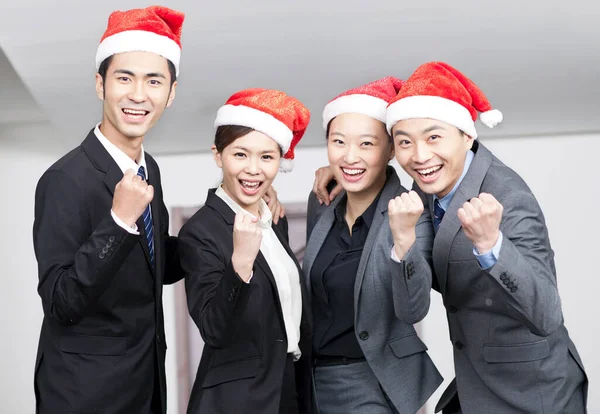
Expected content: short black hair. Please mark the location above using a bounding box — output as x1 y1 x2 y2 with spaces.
97 54 177 96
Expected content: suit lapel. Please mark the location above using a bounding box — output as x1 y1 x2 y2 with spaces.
432 142 493 296
302 194 343 297
81 130 122 198
353 169 401 308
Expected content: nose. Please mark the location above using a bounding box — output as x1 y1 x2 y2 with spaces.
245 156 260 175
343 143 360 164
412 142 432 164
128 81 147 103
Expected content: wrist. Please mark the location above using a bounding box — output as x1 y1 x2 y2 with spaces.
392 234 416 260
474 233 499 254
232 254 253 278
112 209 135 228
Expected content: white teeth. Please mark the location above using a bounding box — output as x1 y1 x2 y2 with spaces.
416 166 441 175
342 168 365 176
123 109 147 115
241 181 260 188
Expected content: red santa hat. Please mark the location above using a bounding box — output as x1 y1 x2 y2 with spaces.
96 6 184 76
386 62 502 138
322 76 403 129
214 88 311 172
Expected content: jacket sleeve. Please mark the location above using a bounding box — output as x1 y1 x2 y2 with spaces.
389 204 435 324
485 191 563 336
33 170 139 325
180 220 250 348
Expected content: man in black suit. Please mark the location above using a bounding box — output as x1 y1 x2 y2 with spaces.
32 6 186 413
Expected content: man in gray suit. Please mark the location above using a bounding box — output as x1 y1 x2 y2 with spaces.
384 62 588 413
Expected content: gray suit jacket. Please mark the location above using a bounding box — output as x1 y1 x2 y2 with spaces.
304 167 443 414
413 142 587 414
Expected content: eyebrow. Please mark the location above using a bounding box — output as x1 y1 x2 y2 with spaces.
330 131 379 139
232 146 278 154
113 69 166 79
394 124 447 137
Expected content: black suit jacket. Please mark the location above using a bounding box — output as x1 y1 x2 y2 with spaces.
33 130 183 413
179 190 312 414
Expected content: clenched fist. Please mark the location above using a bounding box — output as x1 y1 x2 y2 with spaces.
231 213 263 282
388 191 423 259
457 193 503 253
112 169 154 227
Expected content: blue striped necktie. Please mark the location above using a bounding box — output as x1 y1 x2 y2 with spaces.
137 166 155 269
433 199 445 233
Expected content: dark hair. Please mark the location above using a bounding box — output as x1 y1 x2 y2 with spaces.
214 125 283 156
325 118 392 143
97 55 177 97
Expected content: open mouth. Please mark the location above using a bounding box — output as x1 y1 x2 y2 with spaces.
341 167 366 182
239 179 262 195
415 165 442 183
122 108 149 120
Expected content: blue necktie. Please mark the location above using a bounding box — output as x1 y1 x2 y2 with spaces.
433 199 445 233
137 166 155 269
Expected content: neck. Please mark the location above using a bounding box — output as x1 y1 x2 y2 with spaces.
344 172 386 231
99 119 143 163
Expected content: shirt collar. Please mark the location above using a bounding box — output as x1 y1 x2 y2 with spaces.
215 185 272 228
334 189 382 230
434 149 475 211
94 122 148 179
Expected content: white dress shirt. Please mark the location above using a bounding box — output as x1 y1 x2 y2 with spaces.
215 185 302 359
94 123 149 235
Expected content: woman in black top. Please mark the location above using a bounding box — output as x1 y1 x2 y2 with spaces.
304 78 443 413
179 88 313 414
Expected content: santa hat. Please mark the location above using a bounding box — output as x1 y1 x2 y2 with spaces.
214 88 311 172
386 62 502 138
322 76 403 129
96 6 184 76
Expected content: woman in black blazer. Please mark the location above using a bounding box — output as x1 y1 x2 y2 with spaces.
179 88 312 414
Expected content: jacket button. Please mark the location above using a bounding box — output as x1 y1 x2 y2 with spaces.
455 341 464 350
499 273 507 281
448 305 458 313
502 278 510 285
507 282 515 289
109 236 116 243
99 252 105 259
359 331 369 341
510 287 518 293
102 246 109 253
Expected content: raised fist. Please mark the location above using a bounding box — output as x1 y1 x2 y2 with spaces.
231 213 263 282
457 193 503 253
112 169 154 227
388 191 423 259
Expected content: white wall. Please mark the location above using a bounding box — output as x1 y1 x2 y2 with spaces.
0 125 59 413
156 133 598 414
2 132 596 413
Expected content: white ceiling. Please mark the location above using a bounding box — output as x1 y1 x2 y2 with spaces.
1 0 599 155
